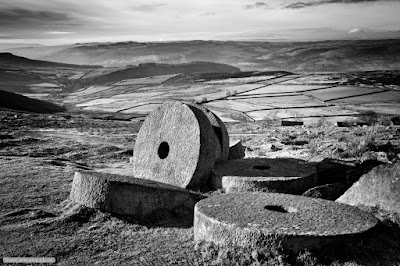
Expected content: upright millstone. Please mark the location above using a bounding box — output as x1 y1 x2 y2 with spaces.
185 102 229 161
133 101 216 189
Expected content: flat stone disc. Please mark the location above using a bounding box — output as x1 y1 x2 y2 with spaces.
133 101 216 189
210 158 317 194
194 192 378 253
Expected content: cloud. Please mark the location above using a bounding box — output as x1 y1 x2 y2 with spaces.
0 33 71 39
245 2 269 9
132 3 166 12
0 0 399 44
348 28 366 33
200 12 216 16
0 8 74 27
284 0 398 9
285 2 315 9
44 31 74 35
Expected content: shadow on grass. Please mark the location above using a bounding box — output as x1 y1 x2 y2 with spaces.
112 207 194 229
52 200 195 229
1 200 194 230
310 219 400 266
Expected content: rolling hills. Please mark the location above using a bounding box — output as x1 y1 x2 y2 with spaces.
85 62 240 85
0 53 102 95
4 39 400 72
0 45 399 125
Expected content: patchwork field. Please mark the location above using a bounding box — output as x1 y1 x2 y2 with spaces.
52 72 400 126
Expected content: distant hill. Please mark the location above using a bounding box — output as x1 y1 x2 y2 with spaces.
0 52 101 68
7 39 400 72
87 62 241 85
0 43 43 50
3 44 75 59
0 90 65 113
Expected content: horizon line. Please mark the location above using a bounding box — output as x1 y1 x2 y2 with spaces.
1 37 400 47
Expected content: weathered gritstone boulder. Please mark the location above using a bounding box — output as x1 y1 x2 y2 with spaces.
133 101 216 189
302 182 348 201
336 162 400 213
210 158 317 194
70 171 204 221
186 102 229 161
194 193 378 253
228 139 245 160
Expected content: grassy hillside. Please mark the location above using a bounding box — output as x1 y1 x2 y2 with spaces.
0 52 101 68
86 62 241 85
0 90 65 113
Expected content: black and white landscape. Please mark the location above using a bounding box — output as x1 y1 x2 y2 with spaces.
1 0 400 265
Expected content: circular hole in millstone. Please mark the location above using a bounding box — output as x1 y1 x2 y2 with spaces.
253 165 271 170
264 205 298 213
264 205 288 213
157 142 170 159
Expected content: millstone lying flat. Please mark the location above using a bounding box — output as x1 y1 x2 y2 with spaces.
186 102 229 161
70 171 203 220
210 158 317 194
194 193 378 253
133 101 216 189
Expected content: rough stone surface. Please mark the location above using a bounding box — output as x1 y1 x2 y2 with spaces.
186 102 229 161
70 171 204 220
302 182 348 201
336 162 400 213
210 158 317 194
133 101 216 189
194 193 378 253
228 139 245 160
70 171 109 208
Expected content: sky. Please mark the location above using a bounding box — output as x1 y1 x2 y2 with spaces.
0 0 400 45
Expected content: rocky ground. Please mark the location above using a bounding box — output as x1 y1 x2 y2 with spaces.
1 108 400 265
